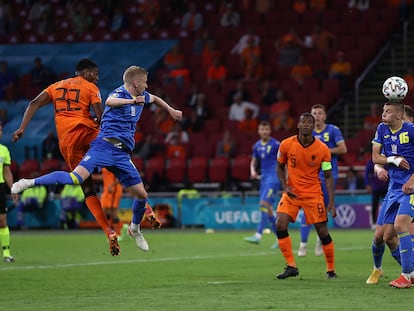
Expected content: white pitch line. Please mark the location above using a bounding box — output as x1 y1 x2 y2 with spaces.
0 246 367 272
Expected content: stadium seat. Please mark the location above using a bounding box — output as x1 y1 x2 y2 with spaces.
131 156 145 174
40 158 61 175
230 155 251 182
166 158 187 183
191 140 213 158
187 156 208 183
208 157 230 183
145 156 165 185
9 160 19 180
18 159 40 179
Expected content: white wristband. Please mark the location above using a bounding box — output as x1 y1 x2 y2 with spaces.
373 164 383 175
387 156 403 166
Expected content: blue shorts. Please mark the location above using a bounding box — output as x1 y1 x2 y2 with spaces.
259 181 280 205
79 138 142 188
379 187 414 224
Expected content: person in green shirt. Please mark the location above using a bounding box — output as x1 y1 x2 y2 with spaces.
0 123 17 262
15 182 47 229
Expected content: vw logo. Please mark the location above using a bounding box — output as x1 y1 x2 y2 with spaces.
334 204 356 228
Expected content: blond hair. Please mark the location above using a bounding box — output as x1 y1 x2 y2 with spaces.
123 66 148 84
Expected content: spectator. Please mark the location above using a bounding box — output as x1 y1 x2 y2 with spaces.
166 134 187 159
69 3 93 36
15 179 47 229
201 39 222 68
240 37 262 81
42 131 62 160
110 5 127 32
192 93 209 121
226 78 251 106
293 0 307 14
0 4 18 36
59 184 85 229
139 0 160 29
237 108 258 135
305 24 336 56
220 2 240 28
277 39 302 68
186 84 203 108
258 79 277 106
343 167 365 191
135 134 165 160
290 57 313 85
163 44 185 70
181 3 203 33
365 158 388 226
27 0 50 23
165 123 189 145
153 106 175 136
348 0 370 10
275 27 303 51
231 26 260 55
30 57 55 88
216 130 236 158
182 109 203 133
310 0 327 11
270 90 294 132
255 0 275 14
329 51 352 91
207 57 227 88
0 60 16 101
164 61 191 89
364 102 382 131
229 92 259 121
193 29 211 55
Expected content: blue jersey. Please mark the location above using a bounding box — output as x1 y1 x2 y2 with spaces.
313 124 344 180
373 122 414 187
252 137 280 185
98 85 150 152
252 137 280 204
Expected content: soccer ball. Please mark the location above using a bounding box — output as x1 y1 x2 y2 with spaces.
382 76 408 102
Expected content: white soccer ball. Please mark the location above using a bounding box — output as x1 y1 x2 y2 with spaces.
382 76 408 102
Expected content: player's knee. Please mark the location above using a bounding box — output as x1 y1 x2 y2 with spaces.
276 230 289 239
320 234 332 245
84 191 97 199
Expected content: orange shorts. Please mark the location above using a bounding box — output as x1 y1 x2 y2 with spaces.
276 192 327 225
101 184 123 209
59 126 98 170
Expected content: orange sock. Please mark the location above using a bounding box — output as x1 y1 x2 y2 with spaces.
85 195 112 237
278 236 296 267
322 241 335 271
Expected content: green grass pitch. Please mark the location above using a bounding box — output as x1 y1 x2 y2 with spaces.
1 229 409 311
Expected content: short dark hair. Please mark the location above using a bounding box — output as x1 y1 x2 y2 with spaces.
300 112 315 121
75 58 98 71
404 104 414 119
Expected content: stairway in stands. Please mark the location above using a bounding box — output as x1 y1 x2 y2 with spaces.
336 20 414 139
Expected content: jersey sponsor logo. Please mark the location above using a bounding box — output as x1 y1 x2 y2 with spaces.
333 204 357 228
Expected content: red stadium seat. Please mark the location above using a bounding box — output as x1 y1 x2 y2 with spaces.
145 156 165 184
187 156 208 183
230 155 251 182
191 140 213 158
131 156 144 174
166 158 187 183
40 158 61 175
19 159 40 179
208 157 230 183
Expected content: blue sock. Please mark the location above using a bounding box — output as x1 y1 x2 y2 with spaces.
397 232 412 274
132 199 147 225
411 235 414 267
35 171 83 186
256 209 268 235
300 214 312 243
268 214 277 235
372 240 385 268
390 245 401 265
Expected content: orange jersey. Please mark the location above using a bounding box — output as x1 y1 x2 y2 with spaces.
45 76 101 140
101 168 123 209
277 135 331 197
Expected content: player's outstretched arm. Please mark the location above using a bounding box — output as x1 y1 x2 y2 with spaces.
105 95 144 107
12 91 50 142
150 94 182 121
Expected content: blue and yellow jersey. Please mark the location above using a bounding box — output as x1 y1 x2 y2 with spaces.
373 121 414 187
98 85 150 152
252 137 280 185
313 124 344 180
